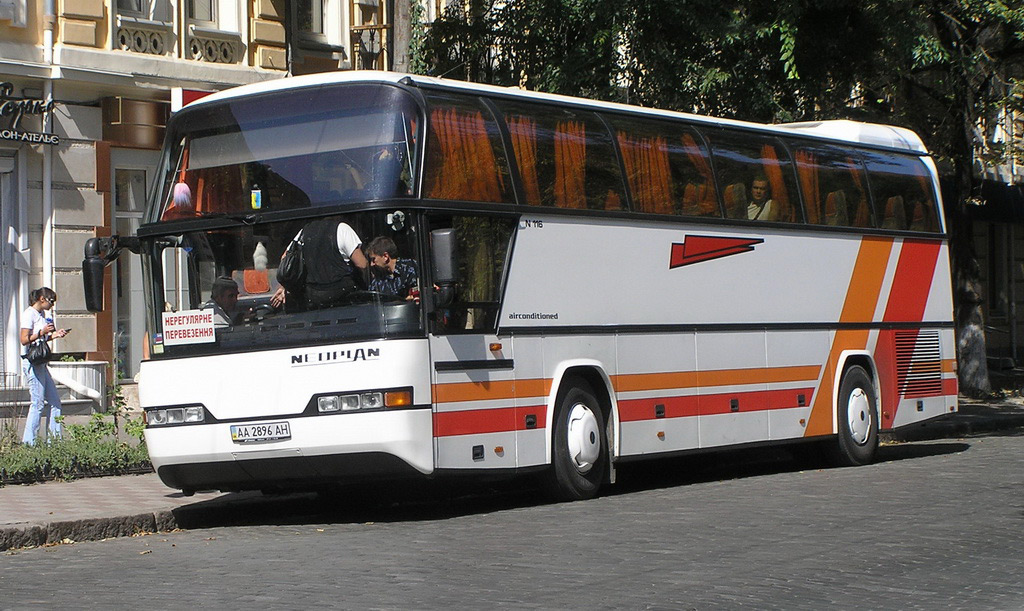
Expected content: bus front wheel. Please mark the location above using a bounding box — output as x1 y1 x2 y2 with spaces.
545 377 607 502
831 365 879 466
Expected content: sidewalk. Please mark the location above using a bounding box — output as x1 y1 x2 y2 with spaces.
3 397 1024 552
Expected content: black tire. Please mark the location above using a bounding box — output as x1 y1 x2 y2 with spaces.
545 377 607 501
831 365 879 466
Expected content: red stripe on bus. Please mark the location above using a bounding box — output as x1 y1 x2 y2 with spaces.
620 395 699 421
943 377 958 397
619 388 816 422
883 239 942 322
805 236 894 437
434 405 547 437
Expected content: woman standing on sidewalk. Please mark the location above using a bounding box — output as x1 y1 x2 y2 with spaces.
20 287 70 445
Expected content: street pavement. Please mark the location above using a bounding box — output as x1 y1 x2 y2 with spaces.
2 396 1023 552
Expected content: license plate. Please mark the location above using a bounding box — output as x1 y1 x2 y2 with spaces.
230 421 291 443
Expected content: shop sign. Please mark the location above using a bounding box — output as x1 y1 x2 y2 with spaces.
0 81 59 146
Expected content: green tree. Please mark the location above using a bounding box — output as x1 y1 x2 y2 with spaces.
413 0 1024 393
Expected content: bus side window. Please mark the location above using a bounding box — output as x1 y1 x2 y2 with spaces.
496 102 625 211
430 215 517 333
422 93 515 204
609 116 720 218
794 146 873 228
708 131 802 223
862 150 941 233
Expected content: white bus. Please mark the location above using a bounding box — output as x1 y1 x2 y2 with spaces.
84 71 957 500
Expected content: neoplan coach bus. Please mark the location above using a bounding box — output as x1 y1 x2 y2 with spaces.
83 71 957 500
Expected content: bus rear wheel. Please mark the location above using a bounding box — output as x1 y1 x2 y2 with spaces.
831 365 878 466
545 377 607 502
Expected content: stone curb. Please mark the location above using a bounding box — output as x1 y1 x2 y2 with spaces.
0 510 177 552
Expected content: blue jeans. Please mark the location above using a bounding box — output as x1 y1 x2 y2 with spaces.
22 359 62 445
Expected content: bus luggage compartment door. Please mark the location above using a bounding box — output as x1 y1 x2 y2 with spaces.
430 334 518 470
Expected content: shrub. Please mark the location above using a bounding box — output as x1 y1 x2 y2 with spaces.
0 385 151 486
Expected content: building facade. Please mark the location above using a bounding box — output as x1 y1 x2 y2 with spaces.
971 102 1024 369
0 0 407 392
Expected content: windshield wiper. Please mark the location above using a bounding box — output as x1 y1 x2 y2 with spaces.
198 211 262 225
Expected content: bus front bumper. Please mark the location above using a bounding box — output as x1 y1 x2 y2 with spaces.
144 408 434 492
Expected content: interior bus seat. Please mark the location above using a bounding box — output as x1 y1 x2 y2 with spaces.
684 182 719 216
724 183 747 219
909 200 929 231
824 190 848 226
882 196 905 230
851 196 872 227
682 182 707 215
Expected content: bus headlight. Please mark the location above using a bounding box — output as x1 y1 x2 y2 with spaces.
146 405 206 426
360 392 383 409
318 396 341 412
315 389 412 413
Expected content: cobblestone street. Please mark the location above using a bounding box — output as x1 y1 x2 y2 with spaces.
4 433 1023 609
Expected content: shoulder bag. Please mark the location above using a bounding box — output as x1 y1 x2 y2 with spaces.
23 338 51 365
276 236 306 292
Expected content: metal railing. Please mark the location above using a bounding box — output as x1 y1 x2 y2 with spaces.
0 371 23 448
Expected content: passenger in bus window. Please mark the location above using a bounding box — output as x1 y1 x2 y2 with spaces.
204 276 242 328
270 217 369 310
366 236 419 300
747 175 776 221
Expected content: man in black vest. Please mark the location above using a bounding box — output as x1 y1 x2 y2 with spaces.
271 217 369 310
304 217 369 308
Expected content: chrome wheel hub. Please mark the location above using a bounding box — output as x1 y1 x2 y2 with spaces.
847 387 872 445
566 402 600 474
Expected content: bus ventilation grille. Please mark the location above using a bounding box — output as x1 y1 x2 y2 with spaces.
895 331 942 398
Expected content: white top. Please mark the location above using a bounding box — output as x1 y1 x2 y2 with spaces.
189 71 928 154
293 222 362 261
20 307 47 356
747 199 774 221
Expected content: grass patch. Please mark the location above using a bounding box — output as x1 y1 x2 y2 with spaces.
0 386 151 486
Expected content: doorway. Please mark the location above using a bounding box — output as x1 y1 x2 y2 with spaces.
111 149 159 382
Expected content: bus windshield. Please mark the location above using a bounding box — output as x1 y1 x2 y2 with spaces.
151 83 418 223
147 210 423 358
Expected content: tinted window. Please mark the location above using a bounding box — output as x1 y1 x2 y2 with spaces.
422 93 514 204
155 84 418 223
708 131 802 223
862 151 940 232
496 101 625 210
610 117 720 217
794 145 873 228
429 214 517 333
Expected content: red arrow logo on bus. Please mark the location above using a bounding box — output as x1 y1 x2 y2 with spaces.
669 235 764 269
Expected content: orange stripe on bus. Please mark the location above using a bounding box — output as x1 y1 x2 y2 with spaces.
805 236 894 437
432 378 551 404
611 365 820 393
941 359 956 374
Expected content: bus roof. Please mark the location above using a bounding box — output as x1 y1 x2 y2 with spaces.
190 71 928 154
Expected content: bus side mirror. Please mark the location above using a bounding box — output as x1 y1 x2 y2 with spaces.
430 228 457 308
83 237 111 312
82 235 142 312
83 255 108 313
